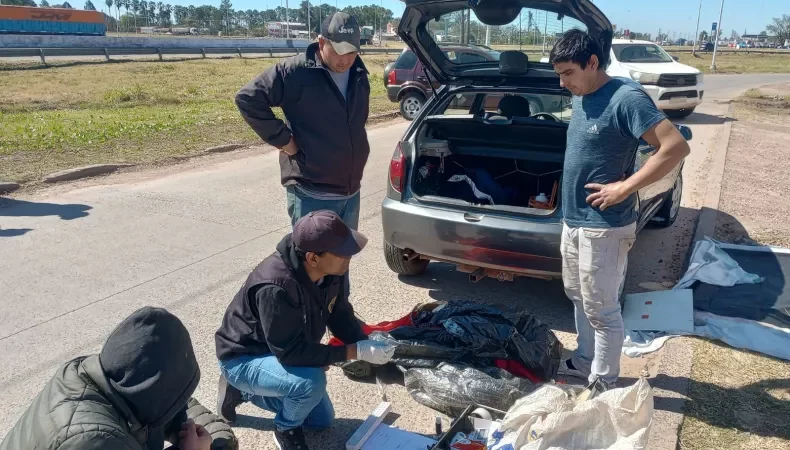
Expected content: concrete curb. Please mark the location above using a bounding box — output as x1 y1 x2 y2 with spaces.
647 101 737 450
0 182 21 195
369 110 401 122
693 101 736 242
43 164 134 183
27 111 402 186
205 144 247 153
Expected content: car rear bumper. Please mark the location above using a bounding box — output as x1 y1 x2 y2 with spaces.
386 85 400 102
382 198 564 277
643 83 705 111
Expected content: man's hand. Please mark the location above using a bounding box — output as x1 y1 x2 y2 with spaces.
356 340 396 365
178 419 212 450
585 180 631 211
280 136 299 156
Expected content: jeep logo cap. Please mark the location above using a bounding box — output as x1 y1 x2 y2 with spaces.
321 12 361 55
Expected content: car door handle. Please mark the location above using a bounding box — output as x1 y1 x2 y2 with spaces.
464 213 483 222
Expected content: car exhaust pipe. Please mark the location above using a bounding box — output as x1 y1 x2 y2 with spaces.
403 249 420 261
469 268 486 283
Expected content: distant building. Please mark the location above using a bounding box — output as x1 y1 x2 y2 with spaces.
742 33 779 43
266 21 306 38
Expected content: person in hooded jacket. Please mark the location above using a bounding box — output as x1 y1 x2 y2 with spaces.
0 306 226 450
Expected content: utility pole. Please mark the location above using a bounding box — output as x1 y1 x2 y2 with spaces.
518 10 522 51
379 0 384 47
467 9 471 43
307 1 310 40
485 25 490 46
285 0 290 38
542 11 548 54
461 10 466 44
691 0 702 56
711 0 724 71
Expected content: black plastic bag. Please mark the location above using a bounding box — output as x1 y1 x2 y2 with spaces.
404 363 537 417
408 302 562 380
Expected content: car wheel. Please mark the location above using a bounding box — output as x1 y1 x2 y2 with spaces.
665 107 695 119
384 241 429 276
650 172 683 228
399 92 426 121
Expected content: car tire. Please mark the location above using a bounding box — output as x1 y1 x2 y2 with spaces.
384 241 429 276
399 92 426 121
665 107 695 119
650 172 683 228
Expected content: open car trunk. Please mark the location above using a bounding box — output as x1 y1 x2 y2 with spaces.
411 116 566 214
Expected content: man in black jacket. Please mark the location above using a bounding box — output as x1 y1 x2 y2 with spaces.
215 210 395 450
235 12 370 230
1 306 237 450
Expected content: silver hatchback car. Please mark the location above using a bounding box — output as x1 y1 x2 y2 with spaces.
381 0 691 283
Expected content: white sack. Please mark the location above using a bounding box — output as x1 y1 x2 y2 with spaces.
487 377 653 450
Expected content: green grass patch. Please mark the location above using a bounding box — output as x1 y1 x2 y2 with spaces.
0 55 397 183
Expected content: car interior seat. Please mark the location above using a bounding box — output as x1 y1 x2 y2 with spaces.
497 95 532 119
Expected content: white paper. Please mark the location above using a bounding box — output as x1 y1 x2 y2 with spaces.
622 289 694 333
361 424 437 450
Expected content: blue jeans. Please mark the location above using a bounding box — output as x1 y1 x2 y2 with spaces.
218 355 334 431
285 186 361 230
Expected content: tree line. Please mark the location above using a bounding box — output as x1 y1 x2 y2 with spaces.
2 0 395 36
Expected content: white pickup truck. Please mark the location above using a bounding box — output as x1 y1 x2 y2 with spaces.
606 39 703 119
541 39 704 119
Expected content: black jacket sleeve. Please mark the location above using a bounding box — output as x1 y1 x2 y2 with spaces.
327 276 367 345
257 285 348 367
235 62 293 148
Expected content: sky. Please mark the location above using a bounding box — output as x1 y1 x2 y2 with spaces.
158 0 786 39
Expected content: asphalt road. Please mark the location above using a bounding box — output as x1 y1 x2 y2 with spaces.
1 74 788 448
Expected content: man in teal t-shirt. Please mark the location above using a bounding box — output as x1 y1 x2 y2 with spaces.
550 29 690 387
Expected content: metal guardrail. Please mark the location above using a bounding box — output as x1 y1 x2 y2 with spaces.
2 45 785 64
669 48 790 55
0 46 396 63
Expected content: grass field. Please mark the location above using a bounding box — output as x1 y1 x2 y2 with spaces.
0 54 396 183
1 49 788 184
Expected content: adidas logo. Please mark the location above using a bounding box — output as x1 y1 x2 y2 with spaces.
587 124 600 134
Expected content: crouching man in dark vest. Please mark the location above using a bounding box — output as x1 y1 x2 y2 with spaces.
214 210 395 450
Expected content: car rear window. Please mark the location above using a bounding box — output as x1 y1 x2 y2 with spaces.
612 44 673 63
427 7 587 69
443 91 573 123
394 50 419 70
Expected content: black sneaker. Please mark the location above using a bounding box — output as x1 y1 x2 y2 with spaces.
217 375 244 423
274 427 309 450
578 376 614 402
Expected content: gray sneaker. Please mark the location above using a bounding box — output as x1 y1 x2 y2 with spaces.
557 358 588 380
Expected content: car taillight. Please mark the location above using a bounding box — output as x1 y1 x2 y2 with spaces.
387 70 397 86
389 142 406 193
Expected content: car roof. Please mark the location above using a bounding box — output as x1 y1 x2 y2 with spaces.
403 43 498 53
612 39 659 45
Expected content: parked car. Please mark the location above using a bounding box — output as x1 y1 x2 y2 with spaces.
384 44 501 120
698 42 715 52
607 39 704 119
381 0 692 284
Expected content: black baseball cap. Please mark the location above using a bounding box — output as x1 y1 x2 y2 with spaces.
321 12 361 55
293 210 368 257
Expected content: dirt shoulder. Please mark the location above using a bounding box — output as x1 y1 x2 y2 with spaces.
678 82 790 450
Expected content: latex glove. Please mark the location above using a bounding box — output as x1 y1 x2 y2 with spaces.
356 340 396 365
